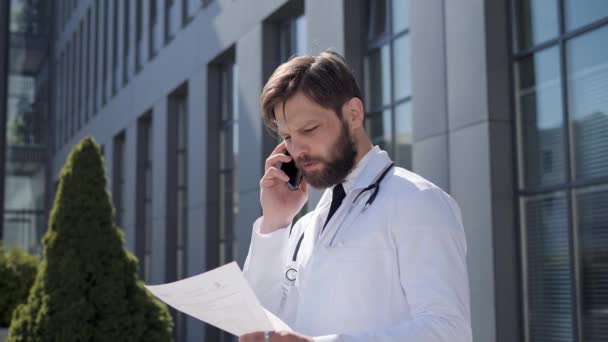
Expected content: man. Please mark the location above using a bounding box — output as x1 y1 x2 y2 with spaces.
240 51 471 342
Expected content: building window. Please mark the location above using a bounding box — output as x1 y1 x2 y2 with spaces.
166 85 188 342
70 31 76 139
135 0 143 72
58 51 66 149
206 50 237 342
513 2 608 341
94 0 100 114
112 0 119 95
77 20 84 130
86 8 92 122
102 0 109 105
113 132 126 228
123 0 130 86
182 0 191 26
149 0 158 59
164 0 175 44
136 113 153 282
364 0 411 169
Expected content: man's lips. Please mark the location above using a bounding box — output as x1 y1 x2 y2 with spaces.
301 161 320 171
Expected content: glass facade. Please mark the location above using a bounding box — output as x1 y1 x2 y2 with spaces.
217 61 238 270
514 1 608 341
2 0 51 254
136 113 153 282
364 0 412 169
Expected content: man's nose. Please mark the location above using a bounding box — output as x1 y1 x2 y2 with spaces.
289 139 309 161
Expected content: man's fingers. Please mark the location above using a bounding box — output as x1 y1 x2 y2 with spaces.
270 141 287 156
265 153 292 172
239 331 273 342
262 167 290 184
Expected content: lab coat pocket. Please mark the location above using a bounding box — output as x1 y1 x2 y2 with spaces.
325 246 394 330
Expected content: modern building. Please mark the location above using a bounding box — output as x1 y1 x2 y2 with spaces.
1 0 607 341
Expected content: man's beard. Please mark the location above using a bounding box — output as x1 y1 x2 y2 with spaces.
296 120 358 189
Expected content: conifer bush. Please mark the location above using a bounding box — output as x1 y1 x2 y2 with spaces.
8 137 173 341
0 244 38 327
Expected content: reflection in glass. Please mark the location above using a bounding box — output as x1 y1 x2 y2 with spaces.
394 101 412 169
365 110 392 152
575 185 608 341
391 0 409 34
365 45 392 110
567 26 608 180
516 47 566 189
523 192 574 342
367 0 387 41
514 0 559 51
393 34 411 101
565 0 608 31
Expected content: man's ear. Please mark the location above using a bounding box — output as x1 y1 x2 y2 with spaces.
343 97 365 130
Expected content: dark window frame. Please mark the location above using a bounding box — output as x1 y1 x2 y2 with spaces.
511 1 608 341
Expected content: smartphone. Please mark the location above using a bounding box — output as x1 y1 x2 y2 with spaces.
279 150 302 191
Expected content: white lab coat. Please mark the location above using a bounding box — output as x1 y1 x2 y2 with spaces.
243 147 472 342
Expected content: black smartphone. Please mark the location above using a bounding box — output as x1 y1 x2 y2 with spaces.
279 150 302 191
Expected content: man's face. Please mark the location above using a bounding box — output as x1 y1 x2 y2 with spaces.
275 92 357 189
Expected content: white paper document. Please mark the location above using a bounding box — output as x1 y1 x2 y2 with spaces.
145 262 291 337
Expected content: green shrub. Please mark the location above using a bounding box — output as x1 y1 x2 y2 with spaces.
0 244 39 327
8 137 173 341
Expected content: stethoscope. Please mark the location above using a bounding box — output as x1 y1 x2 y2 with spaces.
284 162 395 282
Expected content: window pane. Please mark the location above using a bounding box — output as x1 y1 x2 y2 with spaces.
391 0 408 34
567 26 608 180
394 101 412 169
523 192 575 342
565 0 608 31
365 45 391 110
514 0 559 51
516 47 566 189
178 152 187 185
576 185 608 340
295 15 307 56
365 110 392 152
220 126 233 169
393 34 411 101
367 0 387 40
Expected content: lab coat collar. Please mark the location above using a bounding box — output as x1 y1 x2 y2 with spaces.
340 146 393 195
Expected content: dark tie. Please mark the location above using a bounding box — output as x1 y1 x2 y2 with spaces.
323 183 346 230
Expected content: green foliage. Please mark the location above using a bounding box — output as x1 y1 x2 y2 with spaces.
0 244 39 327
8 137 173 341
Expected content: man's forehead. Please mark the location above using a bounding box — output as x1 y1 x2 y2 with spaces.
273 94 330 124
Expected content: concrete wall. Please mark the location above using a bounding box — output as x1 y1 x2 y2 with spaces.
410 1 521 341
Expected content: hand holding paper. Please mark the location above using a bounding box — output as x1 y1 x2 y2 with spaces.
145 262 291 336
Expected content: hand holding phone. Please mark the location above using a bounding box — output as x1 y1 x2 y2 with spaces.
279 150 302 191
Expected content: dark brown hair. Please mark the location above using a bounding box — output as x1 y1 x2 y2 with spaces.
260 50 362 131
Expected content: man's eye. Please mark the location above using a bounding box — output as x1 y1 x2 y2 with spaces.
283 136 291 141
304 126 318 134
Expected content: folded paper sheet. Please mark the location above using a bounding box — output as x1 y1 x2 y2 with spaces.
145 262 291 336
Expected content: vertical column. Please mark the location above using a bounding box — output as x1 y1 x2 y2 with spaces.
150 97 168 284
410 0 449 190
235 24 264 267
184 66 206 342
442 0 520 341
123 121 139 252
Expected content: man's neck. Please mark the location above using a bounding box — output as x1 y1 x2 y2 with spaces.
353 141 373 168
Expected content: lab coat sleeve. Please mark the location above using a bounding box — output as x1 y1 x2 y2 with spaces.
243 217 291 315
312 188 472 342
